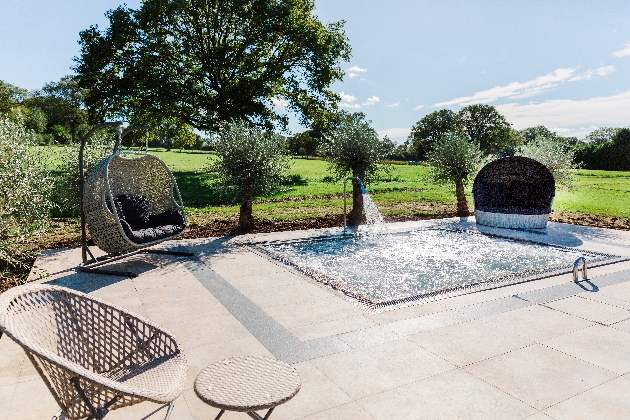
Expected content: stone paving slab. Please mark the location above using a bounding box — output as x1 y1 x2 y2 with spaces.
4 218 630 419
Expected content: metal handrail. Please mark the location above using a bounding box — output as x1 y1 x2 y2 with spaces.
573 256 587 282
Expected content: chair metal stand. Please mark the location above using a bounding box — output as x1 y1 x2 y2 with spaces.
51 393 176 420
78 122 193 278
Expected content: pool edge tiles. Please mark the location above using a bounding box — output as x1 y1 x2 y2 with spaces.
246 227 629 313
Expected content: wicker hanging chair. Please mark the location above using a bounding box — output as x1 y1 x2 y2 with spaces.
79 123 192 276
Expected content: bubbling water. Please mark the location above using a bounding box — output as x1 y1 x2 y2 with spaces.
356 178 384 227
260 228 620 307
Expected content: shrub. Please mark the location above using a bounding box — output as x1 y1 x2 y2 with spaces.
575 128 630 171
0 117 55 287
205 120 290 230
323 113 390 225
427 131 482 217
51 130 114 217
515 135 577 188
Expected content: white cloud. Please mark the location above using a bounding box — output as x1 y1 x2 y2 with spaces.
568 66 616 81
270 97 289 109
434 68 576 106
338 91 361 108
339 91 356 103
433 66 615 107
387 102 400 107
362 96 380 106
496 89 630 130
613 42 630 58
377 128 411 141
347 66 367 78
413 105 425 110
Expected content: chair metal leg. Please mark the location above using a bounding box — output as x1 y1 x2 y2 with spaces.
51 409 66 420
164 402 175 420
214 409 225 420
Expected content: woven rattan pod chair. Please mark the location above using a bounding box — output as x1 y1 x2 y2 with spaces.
79 123 192 276
473 156 555 229
0 284 187 420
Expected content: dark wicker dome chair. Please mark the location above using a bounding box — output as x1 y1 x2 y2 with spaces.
79 123 192 277
472 156 555 229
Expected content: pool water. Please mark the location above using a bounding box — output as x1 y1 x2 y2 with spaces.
253 228 624 310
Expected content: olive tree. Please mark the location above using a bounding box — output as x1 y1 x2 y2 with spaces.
323 113 389 225
427 131 482 217
0 118 55 287
516 135 578 188
207 120 290 230
52 130 114 216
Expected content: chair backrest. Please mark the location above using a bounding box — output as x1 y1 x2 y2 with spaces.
0 284 179 374
0 284 186 419
473 156 555 214
106 153 181 217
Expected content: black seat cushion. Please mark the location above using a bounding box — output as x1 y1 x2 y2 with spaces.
125 222 185 244
146 209 185 228
116 194 150 230
106 195 185 244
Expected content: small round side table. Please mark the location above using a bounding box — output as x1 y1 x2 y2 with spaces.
194 356 301 420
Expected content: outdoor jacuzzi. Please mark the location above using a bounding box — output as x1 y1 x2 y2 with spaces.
250 226 625 311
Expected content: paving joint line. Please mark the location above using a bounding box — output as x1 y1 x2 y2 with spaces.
184 256 630 364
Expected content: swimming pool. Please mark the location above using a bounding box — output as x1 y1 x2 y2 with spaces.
251 228 625 311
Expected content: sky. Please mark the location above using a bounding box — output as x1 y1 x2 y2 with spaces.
1 0 629 142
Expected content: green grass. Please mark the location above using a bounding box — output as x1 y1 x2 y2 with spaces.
41 147 630 220
554 169 630 217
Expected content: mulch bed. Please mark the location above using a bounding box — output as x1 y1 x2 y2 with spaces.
3 209 629 293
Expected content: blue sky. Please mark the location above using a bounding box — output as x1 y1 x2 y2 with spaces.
1 0 629 141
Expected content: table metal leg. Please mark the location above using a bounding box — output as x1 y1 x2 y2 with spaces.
246 407 275 420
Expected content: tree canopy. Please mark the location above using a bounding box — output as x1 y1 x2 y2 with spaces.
408 109 457 160
408 105 515 159
27 76 89 143
456 104 513 155
75 0 351 132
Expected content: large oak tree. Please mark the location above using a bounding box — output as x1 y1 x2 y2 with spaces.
74 0 351 132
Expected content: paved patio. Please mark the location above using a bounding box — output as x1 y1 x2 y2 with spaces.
3 217 630 419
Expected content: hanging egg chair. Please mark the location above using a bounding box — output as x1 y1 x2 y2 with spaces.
79 122 192 276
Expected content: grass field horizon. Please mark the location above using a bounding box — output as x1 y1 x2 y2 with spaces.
24 145 624 235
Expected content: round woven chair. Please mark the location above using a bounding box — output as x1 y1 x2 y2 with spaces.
84 151 186 255
472 156 555 229
0 284 187 420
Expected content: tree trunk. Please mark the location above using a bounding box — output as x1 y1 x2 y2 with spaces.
455 178 469 217
347 176 365 226
239 183 255 230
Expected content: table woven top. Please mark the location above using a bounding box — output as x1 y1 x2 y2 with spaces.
194 356 301 412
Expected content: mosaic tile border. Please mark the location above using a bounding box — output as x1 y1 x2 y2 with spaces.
248 228 628 312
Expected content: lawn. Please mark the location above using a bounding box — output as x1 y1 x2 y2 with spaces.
35 147 630 235
149 149 630 221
